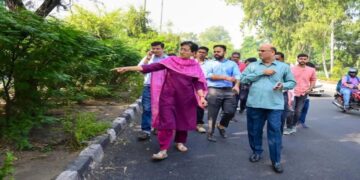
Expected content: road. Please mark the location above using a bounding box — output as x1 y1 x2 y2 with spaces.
91 93 360 180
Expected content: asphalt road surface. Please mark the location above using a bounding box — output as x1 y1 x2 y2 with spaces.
91 94 360 180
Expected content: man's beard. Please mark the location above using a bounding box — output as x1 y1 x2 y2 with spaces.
215 55 224 60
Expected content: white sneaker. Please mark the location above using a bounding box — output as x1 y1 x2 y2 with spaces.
196 124 206 133
283 128 291 135
283 128 296 135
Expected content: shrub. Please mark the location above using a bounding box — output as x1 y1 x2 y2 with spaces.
62 112 110 150
0 152 16 180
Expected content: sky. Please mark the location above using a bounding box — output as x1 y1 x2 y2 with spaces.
58 0 250 49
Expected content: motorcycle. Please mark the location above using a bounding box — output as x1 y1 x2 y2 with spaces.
332 89 360 112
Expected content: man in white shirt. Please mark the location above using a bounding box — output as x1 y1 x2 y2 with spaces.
137 41 168 140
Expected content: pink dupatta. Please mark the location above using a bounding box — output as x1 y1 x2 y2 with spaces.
150 56 207 128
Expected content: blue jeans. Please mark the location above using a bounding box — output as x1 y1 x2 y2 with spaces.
141 85 152 133
299 99 310 124
340 88 352 106
247 107 283 163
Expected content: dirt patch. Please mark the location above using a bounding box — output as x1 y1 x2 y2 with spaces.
1 98 132 180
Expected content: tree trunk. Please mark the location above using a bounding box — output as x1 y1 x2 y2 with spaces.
35 0 61 18
330 20 335 75
322 47 329 79
5 0 61 18
5 0 25 11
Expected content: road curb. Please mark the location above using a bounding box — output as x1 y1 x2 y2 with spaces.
56 98 142 180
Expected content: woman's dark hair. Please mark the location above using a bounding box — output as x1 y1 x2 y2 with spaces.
213 44 227 52
181 41 199 53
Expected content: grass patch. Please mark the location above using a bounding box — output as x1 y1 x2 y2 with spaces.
63 112 110 150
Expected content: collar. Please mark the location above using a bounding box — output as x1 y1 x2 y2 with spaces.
154 54 168 59
260 59 277 65
215 58 228 63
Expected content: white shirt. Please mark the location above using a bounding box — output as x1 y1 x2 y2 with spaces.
137 54 168 85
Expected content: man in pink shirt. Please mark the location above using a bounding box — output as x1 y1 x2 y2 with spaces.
284 53 316 135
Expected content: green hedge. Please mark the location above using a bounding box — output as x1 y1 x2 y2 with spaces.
0 7 141 149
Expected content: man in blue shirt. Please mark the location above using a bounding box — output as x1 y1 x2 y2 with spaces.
206 45 241 142
137 41 168 140
240 44 296 173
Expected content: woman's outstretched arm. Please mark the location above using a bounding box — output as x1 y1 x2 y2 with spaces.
112 66 143 74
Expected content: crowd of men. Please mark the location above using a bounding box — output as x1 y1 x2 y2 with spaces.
130 41 358 173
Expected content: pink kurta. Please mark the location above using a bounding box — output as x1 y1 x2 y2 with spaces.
141 57 207 131
291 66 317 96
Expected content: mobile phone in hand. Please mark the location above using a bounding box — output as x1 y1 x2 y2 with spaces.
273 82 282 90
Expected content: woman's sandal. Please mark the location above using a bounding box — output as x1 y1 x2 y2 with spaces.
175 143 188 152
152 150 168 160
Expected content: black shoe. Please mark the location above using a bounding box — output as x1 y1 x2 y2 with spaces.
207 133 217 142
138 132 150 141
249 154 261 162
152 128 158 135
217 126 227 138
239 109 244 114
272 162 284 173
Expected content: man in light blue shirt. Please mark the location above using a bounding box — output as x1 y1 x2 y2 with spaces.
137 41 168 141
240 44 295 173
206 45 241 142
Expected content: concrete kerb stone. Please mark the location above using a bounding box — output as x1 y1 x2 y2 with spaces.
55 98 142 180
130 103 140 114
56 170 80 180
123 108 135 122
79 144 104 169
93 134 110 149
107 129 117 143
112 117 127 134
65 156 92 175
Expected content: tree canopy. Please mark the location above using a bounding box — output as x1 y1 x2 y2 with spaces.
226 0 360 78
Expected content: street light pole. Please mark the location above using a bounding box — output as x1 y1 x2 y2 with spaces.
160 0 164 33
143 0 147 11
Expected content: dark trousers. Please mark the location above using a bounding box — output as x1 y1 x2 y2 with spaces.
235 93 240 111
280 92 293 133
247 107 283 163
197 106 205 124
239 84 249 112
280 92 288 134
207 87 236 134
287 95 308 128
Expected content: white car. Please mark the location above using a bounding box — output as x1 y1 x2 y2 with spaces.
309 80 325 96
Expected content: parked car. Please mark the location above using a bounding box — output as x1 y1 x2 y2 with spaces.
309 80 325 96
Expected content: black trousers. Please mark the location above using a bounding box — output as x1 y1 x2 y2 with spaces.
286 95 308 128
197 106 205 125
239 84 250 111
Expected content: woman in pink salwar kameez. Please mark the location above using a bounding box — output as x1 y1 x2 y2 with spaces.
113 41 207 160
